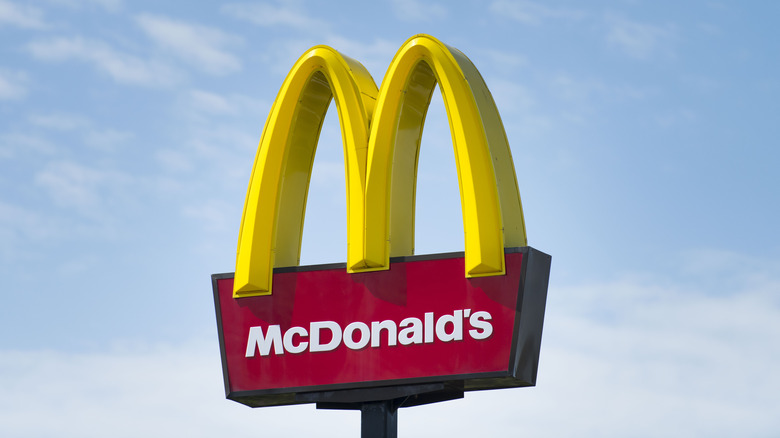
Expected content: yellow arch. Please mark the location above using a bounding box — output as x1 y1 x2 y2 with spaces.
233 46 377 297
359 35 527 277
234 34 526 297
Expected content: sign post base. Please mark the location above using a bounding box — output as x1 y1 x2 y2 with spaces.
360 401 397 438
301 383 465 438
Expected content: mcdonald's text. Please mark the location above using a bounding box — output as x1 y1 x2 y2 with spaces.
245 309 494 357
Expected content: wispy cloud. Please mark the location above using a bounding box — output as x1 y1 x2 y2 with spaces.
183 89 265 117
489 3 675 62
485 77 536 113
152 88 268 222
43 0 122 12
0 132 57 158
221 1 329 33
182 199 237 233
389 0 447 22
321 35 398 78
482 49 527 70
34 160 132 216
220 3 395 77
0 0 47 29
549 73 653 105
605 14 676 60
0 201 61 261
0 68 27 99
83 128 133 151
136 14 242 75
655 107 697 128
28 112 133 151
26 36 179 86
0 340 361 437
489 0 585 25
187 89 238 115
479 78 552 139
29 112 91 130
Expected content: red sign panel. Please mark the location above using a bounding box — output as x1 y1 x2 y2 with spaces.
212 247 550 407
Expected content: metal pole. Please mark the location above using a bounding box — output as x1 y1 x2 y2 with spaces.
360 401 397 438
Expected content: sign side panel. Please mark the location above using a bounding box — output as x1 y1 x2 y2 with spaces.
512 248 551 385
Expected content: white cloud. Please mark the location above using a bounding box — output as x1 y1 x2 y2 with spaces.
136 14 242 75
481 78 552 138
235 32 392 80
34 160 132 215
188 89 238 115
26 36 179 86
483 49 527 70
29 112 91 130
83 128 133 151
548 73 651 105
486 77 536 113
0 132 57 158
171 90 266 167
95 0 122 10
183 89 266 117
0 0 47 28
182 199 237 233
255 37 321 75
0 201 62 261
0 69 27 100
28 112 133 151
490 0 585 25
221 1 329 33
43 0 122 12
321 35 398 79
605 14 676 60
655 107 697 128
530 283 779 435
151 88 268 212
0 340 360 438
549 73 607 102
389 0 447 22
155 148 195 174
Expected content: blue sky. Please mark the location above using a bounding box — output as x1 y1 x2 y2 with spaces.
1 0 778 436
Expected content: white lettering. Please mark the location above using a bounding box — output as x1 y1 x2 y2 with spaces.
282 326 308 354
424 312 434 343
246 325 283 357
343 321 370 350
398 317 423 345
435 310 463 342
468 311 493 340
371 320 398 347
309 321 342 352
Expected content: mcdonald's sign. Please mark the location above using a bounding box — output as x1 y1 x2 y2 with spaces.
212 35 551 408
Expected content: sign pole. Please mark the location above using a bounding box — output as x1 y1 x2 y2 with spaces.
361 401 397 438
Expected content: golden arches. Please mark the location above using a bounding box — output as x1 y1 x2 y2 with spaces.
234 35 526 297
